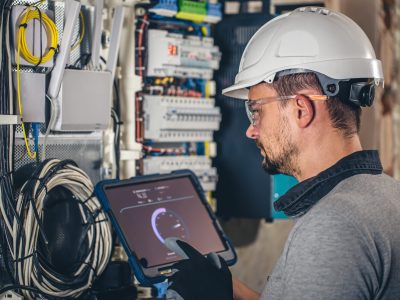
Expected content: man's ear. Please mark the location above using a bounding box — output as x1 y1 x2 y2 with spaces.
292 95 315 128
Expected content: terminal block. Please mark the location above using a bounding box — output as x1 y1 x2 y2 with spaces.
143 95 221 142
142 156 218 191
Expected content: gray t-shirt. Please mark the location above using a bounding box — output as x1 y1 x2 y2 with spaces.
262 173 400 300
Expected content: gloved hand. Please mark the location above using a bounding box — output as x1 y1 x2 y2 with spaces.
165 239 233 300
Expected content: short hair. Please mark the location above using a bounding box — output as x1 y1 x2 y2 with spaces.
272 72 361 138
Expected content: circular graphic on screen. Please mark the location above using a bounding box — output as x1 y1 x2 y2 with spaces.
151 208 189 244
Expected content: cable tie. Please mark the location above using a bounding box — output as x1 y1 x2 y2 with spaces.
30 176 48 195
94 219 107 224
81 207 103 227
92 208 102 220
80 261 98 279
19 23 28 29
83 193 95 204
13 251 35 263
34 59 43 68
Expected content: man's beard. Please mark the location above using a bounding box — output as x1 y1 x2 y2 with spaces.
256 133 300 177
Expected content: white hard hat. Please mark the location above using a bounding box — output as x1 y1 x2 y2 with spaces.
222 7 384 102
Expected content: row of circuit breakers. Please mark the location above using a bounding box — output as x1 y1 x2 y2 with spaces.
138 15 222 199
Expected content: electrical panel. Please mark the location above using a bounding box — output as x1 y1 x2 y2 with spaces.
132 1 223 205
146 29 221 79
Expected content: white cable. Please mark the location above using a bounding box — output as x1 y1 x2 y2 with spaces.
42 95 57 160
12 159 112 299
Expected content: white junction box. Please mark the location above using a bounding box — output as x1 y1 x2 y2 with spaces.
14 72 46 123
142 156 218 192
53 69 112 131
146 29 221 79
143 95 221 142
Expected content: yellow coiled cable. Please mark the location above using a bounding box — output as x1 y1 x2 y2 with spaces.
19 7 58 65
17 6 59 159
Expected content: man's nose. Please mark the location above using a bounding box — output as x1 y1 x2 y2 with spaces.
246 124 259 139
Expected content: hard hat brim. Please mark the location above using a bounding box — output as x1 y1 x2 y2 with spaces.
222 58 384 100
222 79 259 100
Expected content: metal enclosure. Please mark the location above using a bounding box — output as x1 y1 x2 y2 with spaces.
214 7 273 219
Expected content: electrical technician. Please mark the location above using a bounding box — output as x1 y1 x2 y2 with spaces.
167 7 400 300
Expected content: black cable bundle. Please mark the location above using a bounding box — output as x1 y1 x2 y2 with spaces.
111 79 122 179
100 55 122 180
1 159 112 299
0 0 17 286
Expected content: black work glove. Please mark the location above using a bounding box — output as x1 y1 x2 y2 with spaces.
167 240 233 300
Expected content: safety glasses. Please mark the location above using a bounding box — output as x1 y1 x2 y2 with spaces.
245 94 329 126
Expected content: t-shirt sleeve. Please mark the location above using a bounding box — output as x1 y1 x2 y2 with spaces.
266 211 378 300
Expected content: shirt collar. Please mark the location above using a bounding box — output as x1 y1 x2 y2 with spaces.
274 150 383 218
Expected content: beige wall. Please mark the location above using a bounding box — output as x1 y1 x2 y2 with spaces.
326 0 384 151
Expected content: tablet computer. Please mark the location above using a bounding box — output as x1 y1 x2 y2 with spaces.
94 170 237 286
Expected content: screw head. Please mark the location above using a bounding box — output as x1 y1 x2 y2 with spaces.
327 84 336 93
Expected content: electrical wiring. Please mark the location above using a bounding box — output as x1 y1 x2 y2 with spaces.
143 145 186 155
16 48 37 159
0 284 52 298
135 93 143 143
41 94 56 161
100 55 122 179
0 9 3 73
111 108 121 179
71 11 85 51
5 159 113 299
1 0 17 284
18 6 58 65
15 5 59 160
5 1 14 172
136 14 148 77
135 16 193 157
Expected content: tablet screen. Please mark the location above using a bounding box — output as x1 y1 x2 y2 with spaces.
104 176 226 268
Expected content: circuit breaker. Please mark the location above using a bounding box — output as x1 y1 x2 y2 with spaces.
134 1 223 204
143 95 220 142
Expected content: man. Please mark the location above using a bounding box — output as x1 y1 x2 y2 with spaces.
167 7 400 300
